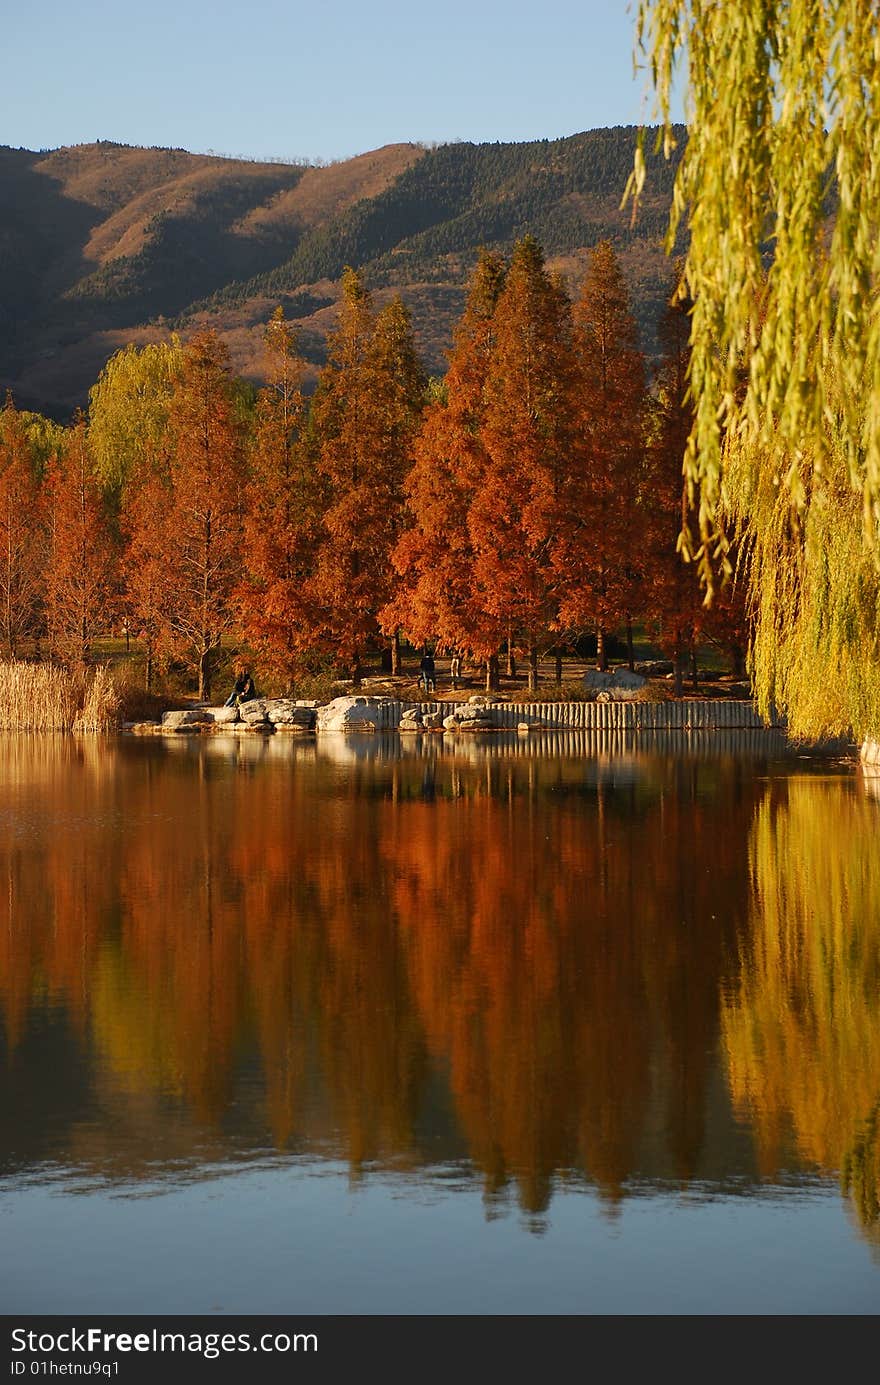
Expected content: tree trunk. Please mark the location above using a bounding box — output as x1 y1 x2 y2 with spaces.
391 629 400 676
506 622 515 676
626 618 634 671
555 650 562 684
351 651 361 687
528 644 538 694
730 643 747 679
485 654 500 692
596 628 608 672
145 644 153 693
199 645 211 701
690 648 699 691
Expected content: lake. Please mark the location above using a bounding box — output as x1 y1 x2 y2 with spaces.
1 730 878 1314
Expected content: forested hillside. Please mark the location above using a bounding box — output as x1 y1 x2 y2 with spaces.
0 128 683 416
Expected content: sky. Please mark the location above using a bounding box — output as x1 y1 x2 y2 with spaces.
3 1 681 161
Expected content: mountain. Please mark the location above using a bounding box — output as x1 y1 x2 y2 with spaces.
0 129 684 416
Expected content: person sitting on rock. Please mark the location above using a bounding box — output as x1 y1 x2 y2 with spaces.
224 666 256 707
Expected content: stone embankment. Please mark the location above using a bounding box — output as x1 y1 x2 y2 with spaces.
130 693 779 736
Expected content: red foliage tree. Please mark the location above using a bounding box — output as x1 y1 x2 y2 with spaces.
558 240 647 669
163 331 244 700
386 250 507 685
309 271 424 682
122 468 174 691
0 397 44 656
43 414 118 665
471 236 580 692
236 309 320 686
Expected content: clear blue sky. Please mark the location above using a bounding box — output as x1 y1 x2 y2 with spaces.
4 1 679 160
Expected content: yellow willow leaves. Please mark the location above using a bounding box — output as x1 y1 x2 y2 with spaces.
721 779 880 1238
634 1 880 550
633 1 880 737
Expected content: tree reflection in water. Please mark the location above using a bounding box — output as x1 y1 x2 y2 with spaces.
0 732 876 1238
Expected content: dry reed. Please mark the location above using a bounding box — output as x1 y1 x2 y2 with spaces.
0 661 122 732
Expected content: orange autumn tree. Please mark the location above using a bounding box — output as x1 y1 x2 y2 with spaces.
310 270 425 682
122 468 175 691
163 331 244 700
236 308 320 685
370 295 426 673
558 240 647 670
0 396 44 656
386 250 507 683
43 415 118 665
471 236 579 692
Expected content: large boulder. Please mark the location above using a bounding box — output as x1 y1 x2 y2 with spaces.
583 670 613 692
205 705 239 724
610 668 646 691
161 708 213 731
459 710 495 730
265 699 316 728
584 668 646 694
238 698 271 726
316 696 389 732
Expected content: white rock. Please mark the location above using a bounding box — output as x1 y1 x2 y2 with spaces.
316 696 389 732
239 699 270 724
161 709 213 729
205 704 239 724
265 699 315 726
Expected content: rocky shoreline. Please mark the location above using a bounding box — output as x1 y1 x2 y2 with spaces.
128 692 782 736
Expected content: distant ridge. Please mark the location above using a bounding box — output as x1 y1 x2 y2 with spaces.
0 128 683 416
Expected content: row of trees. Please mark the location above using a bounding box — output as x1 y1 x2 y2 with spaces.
0 237 746 699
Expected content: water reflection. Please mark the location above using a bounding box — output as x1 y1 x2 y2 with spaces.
722 778 880 1242
0 732 876 1241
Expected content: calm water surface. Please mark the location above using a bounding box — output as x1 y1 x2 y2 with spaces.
1 729 878 1314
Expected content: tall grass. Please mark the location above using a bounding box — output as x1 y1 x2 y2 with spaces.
0 661 122 732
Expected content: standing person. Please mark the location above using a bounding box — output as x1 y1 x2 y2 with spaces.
419 650 436 694
224 666 256 707
449 652 462 689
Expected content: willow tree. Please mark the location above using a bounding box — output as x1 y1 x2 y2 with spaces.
633 1 880 740
88 340 182 499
